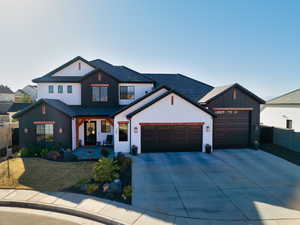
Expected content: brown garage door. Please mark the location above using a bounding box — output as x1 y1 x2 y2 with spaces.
214 110 250 148
141 123 203 153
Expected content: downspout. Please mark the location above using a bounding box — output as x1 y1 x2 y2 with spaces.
129 117 132 154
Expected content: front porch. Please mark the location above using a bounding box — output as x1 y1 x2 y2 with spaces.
72 145 114 160
73 116 114 150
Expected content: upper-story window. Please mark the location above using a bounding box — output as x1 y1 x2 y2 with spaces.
58 85 63 94
67 85 72 94
92 86 108 102
120 86 135 100
48 85 54 94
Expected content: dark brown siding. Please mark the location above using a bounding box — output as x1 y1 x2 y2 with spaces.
206 87 260 147
81 71 119 107
19 104 72 148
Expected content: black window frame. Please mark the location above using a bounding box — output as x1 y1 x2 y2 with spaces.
120 86 135 100
286 119 292 129
48 85 54 94
67 85 72 94
119 123 128 142
58 85 63 94
92 86 108 102
101 120 111 133
36 124 54 144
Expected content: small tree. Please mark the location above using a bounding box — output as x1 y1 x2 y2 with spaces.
93 158 120 183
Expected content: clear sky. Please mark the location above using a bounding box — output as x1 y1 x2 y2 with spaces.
0 0 299 100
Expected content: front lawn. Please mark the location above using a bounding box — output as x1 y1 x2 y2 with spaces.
0 158 95 191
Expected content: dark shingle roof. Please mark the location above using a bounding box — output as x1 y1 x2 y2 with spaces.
199 84 233 103
0 103 12 115
89 60 154 83
0 85 13 94
127 89 216 118
143 73 214 102
70 105 125 117
199 83 265 104
266 89 300 105
13 98 124 118
7 103 32 112
33 57 154 83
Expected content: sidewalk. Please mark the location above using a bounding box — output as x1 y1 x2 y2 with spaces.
1 189 300 225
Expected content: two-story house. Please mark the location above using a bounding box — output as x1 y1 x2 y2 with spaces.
13 56 264 154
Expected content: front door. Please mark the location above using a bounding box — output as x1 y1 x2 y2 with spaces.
84 121 97 145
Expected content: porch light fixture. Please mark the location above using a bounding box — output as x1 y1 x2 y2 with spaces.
134 126 138 134
24 128 28 134
59 128 63 134
206 125 210 132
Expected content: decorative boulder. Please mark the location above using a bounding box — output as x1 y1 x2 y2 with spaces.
103 183 110 192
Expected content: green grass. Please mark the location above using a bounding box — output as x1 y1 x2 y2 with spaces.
0 158 95 192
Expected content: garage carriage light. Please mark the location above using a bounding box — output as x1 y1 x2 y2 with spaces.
134 126 138 134
206 125 210 132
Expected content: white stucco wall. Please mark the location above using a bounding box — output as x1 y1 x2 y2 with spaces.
114 88 168 153
119 83 154 105
37 83 81 105
261 105 300 131
52 60 94 77
114 91 213 154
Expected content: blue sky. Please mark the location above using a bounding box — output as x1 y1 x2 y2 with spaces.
0 0 300 99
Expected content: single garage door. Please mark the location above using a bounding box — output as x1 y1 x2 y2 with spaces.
213 110 250 148
141 124 203 153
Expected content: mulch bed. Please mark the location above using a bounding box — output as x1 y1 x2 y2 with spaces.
63 157 132 205
261 143 300 166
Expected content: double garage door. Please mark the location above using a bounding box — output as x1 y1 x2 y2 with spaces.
141 124 203 153
213 110 250 148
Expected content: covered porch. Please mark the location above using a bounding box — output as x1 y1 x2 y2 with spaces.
72 116 114 150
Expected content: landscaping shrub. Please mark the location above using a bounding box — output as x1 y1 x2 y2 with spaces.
122 185 132 200
86 184 99 194
93 158 120 183
117 157 132 173
46 151 61 161
20 147 31 157
40 148 49 158
101 148 110 158
75 178 91 187
0 148 7 157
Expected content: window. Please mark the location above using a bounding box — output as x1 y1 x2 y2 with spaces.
42 104 46 115
92 86 108 102
233 88 237 100
101 120 111 133
58 85 63 94
119 123 128 142
98 73 102 81
36 124 54 144
286 120 292 129
67 85 72 94
120 86 135 100
78 62 81 70
48 85 54 94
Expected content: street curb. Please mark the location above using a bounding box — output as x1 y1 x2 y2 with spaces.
0 201 124 225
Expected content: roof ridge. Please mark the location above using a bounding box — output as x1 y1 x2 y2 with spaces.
267 88 300 103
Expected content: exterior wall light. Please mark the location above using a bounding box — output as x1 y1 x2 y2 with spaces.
134 127 138 134
59 128 63 134
206 125 210 132
24 128 28 134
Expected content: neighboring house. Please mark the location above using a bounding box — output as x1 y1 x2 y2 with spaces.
13 56 264 153
15 85 37 103
0 102 12 124
0 85 14 102
7 103 31 122
261 89 300 131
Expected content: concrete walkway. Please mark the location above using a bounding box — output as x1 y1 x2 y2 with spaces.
132 150 300 225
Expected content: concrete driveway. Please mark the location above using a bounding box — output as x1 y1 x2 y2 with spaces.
132 150 300 224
